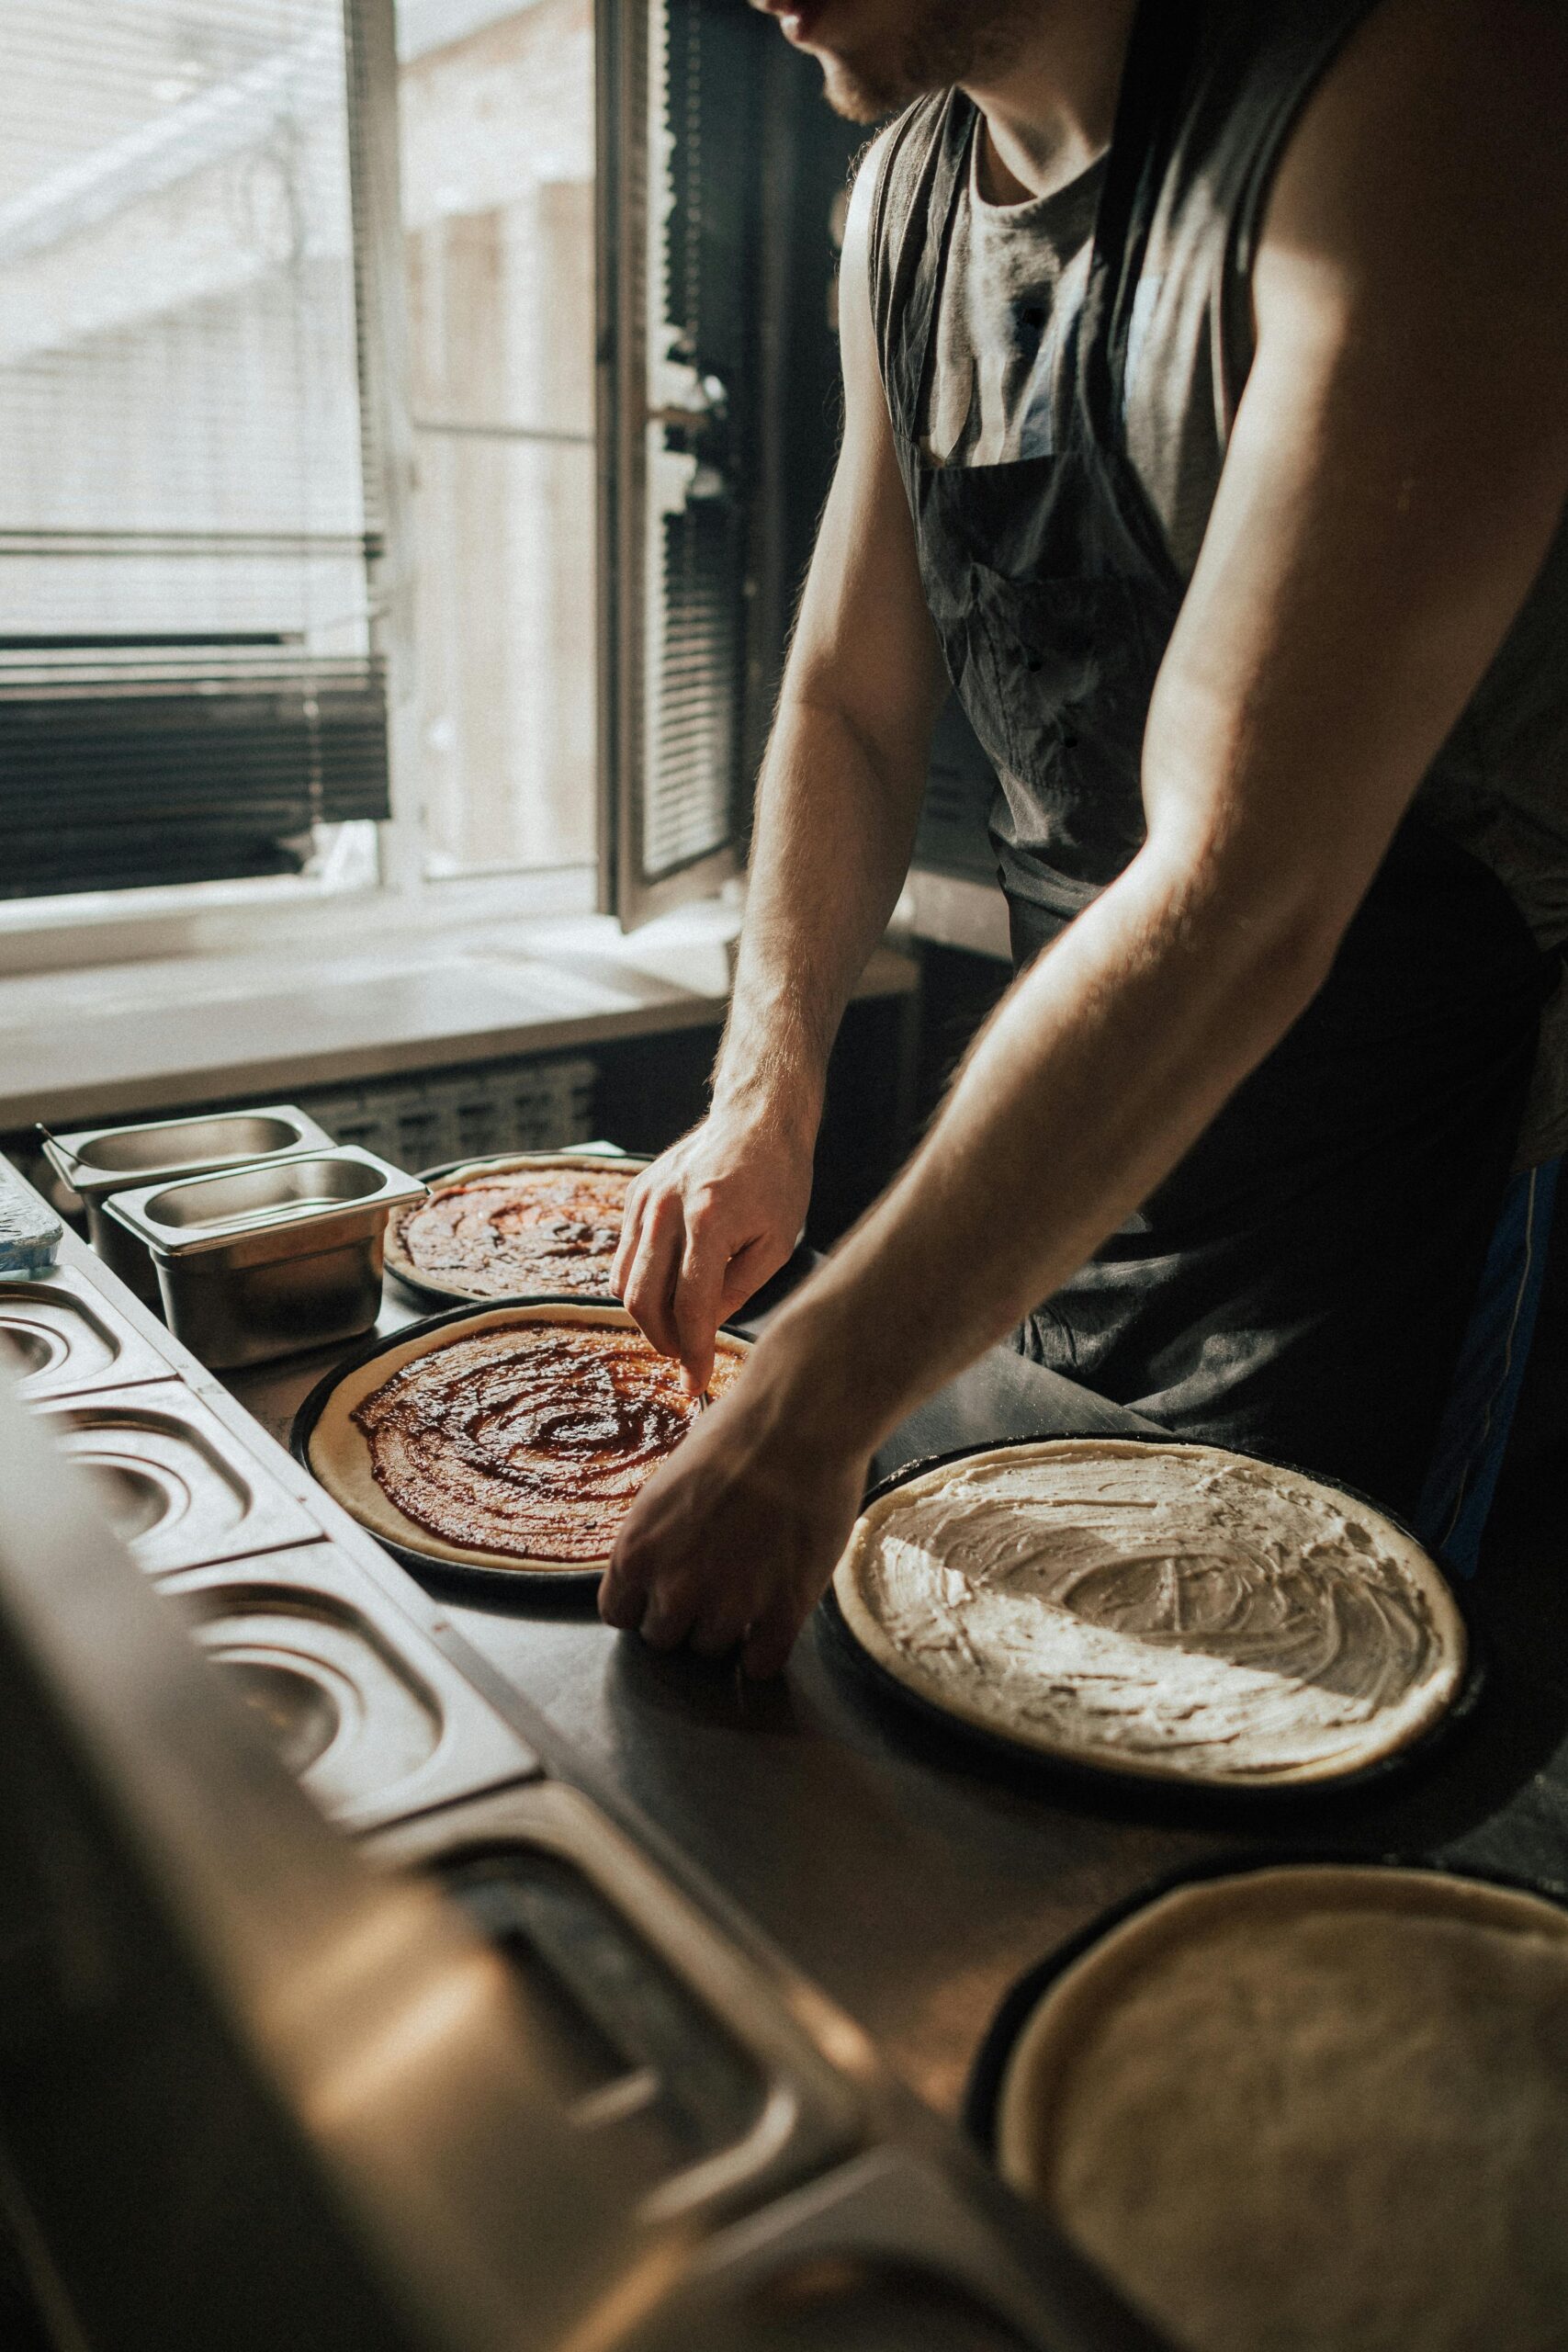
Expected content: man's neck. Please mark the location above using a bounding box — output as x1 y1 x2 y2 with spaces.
967 0 1137 204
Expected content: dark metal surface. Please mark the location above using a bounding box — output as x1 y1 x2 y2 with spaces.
225 1261 1568 2128
0 1381 669 2352
12 1204 1171 2350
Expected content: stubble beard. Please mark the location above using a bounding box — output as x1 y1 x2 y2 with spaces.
818 0 1040 121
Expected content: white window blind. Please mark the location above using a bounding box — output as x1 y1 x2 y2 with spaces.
0 0 390 899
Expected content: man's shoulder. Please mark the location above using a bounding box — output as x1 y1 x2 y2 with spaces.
1261 0 1568 319
851 94 962 229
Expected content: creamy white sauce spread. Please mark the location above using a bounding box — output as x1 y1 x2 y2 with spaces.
833 1442 1467 1785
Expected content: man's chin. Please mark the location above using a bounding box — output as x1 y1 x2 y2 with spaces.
818 50 909 122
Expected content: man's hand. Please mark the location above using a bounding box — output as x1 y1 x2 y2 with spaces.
598 1360 870 1677
613 1105 816 1394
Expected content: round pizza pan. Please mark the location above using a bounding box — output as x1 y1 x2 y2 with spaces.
820 1434 1485 1817
292 1297 751 1597
384 1149 651 1310
962 1846 1568 2160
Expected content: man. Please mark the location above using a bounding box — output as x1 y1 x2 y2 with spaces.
602 0 1568 1675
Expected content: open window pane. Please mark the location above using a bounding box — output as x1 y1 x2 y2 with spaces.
399 0 597 878
0 0 390 899
601 0 761 927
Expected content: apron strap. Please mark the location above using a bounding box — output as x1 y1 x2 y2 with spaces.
1077 0 1206 445
872 92 975 449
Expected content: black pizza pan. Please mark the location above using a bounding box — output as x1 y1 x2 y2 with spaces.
819 1434 1487 1824
383 1146 649 1312
290 1296 753 1602
382 1146 820 1321
961 1847 1568 2158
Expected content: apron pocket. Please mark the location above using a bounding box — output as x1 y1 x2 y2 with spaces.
974 569 1153 878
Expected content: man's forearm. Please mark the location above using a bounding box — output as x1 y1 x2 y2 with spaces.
752 841 1339 1444
712 690 926 1137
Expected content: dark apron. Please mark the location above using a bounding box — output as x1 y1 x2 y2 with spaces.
882 3 1550 1517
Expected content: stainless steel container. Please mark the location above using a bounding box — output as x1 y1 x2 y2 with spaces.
102 1147 426 1369
41 1105 335 1306
34 1378 322 1576
0 1263 175 1401
367 1781 863 2226
162 1543 539 1832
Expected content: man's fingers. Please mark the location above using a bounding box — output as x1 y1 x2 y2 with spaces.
598 1537 651 1629
622 1195 686 1359
611 1165 655 1298
741 1605 801 1680
672 1224 731 1395
688 1591 755 1658
637 1579 702 1652
610 1203 639 1298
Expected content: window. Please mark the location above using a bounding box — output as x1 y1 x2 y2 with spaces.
398 0 597 879
0 0 390 902
400 0 767 919
0 0 815 947
599 0 763 926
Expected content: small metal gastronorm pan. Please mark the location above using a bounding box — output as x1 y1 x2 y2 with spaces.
40 1105 335 1306
161 1543 539 1834
0 1263 175 1401
367 1781 863 2226
34 1378 321 1577
103 1147 426 1370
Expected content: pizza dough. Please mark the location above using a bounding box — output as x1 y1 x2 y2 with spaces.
832 1441 1465 1786
306 1306 747 1570
386 1155 643 1302
995 1865 1568 2352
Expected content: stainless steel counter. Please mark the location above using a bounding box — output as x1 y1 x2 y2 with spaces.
224 1268 1568 2126
9 1214 1175 2351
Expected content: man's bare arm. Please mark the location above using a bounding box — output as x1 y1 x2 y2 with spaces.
602 0 1568 1670
614 143 947 1389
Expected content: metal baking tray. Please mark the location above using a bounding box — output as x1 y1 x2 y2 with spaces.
386 1145 649 1309
34 1378 321 1577
962 1849 1568 2159
957 1851 1568 2352
104 1146 425 1370
40 1105 335 1306
292 1299 752 1596
367 1779 864 2226
624 2143 1168 2351
0 1263 175 1401
823 1437 1484 1821
160 1542 539 1834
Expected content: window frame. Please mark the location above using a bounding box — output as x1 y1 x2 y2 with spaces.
1 0 770 978
596 0 754 934
0 0 601 979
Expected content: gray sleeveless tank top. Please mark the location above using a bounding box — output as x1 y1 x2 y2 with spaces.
872 0 1568 1161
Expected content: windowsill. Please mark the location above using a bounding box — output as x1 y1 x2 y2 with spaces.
0 862 601 982
0 897 917 1129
